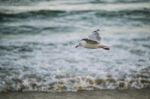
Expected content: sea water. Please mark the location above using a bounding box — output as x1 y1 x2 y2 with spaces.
0 0 150 92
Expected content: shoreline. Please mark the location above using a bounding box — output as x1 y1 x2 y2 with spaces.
0 89 150 99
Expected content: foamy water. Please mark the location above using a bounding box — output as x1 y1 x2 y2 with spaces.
0 2 150 14
0 0 150 92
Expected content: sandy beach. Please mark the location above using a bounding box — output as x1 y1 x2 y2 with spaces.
0 89 150 99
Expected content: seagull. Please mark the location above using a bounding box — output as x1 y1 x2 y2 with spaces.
75 29 110 50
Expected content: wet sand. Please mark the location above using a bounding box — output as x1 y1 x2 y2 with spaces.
0 89 150 99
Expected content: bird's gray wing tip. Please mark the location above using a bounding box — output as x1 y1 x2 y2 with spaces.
88 29 101 41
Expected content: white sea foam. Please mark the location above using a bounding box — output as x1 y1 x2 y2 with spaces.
0 0 150 92
0 2 150 14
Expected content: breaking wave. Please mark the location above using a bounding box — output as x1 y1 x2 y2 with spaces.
0 0 150 92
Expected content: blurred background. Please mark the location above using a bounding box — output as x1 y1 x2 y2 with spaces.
0 0 150 92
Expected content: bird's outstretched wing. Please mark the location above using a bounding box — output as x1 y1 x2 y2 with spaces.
88 29 101 42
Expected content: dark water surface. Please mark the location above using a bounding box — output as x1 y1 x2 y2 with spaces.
0 0 150 92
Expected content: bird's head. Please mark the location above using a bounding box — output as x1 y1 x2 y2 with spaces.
75 40 87 48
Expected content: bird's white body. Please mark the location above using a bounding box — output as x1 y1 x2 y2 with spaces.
76 29 110 50
80 40 99 49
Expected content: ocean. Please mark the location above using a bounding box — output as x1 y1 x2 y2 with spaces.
0 0 150 92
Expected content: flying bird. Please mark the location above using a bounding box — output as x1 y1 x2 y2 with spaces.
75 29 110 50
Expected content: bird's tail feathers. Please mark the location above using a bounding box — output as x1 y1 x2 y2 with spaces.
98 45 110 50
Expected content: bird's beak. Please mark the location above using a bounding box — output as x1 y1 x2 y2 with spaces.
75 45 79 48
